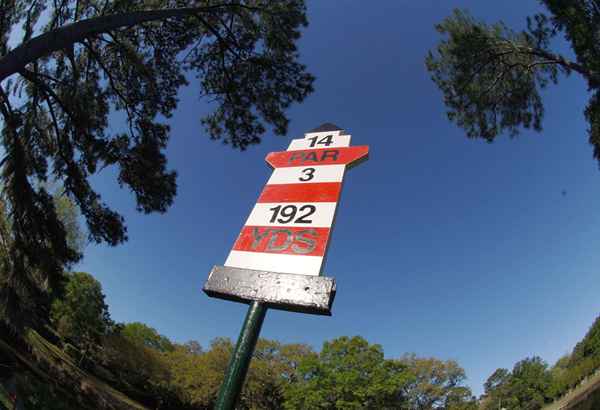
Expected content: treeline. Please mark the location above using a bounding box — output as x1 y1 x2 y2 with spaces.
481 315 600 410
2 271 478 409
5 270 600 409
0 189 597 409
0 190 474 409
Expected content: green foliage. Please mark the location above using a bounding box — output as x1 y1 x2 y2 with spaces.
243 339 314 410
0 0 314 334
483 357 552 410
0 328 150 409
578 315 600 358
447 400 479 410
541 0 600 85
425 9 560 142
99 330 176 408
50 272 113 365
162 337 230 408
487 315 600 407
512 357 553 408
427 2 600 167
283 337 477 410
121 322 174 353
484 368 510 395
5 310 481 410
284 336 413 409
53 190 86 258
399 354 475 410
17 371 80 410
546 314 600 399
0 188 84 332
160 337 315 410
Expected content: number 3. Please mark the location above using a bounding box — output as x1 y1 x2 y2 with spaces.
299 168 315 182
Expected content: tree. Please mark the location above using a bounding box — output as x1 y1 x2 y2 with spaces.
547 315 600 398
0 187 84 331
121 321 175 353
161 337 314 409
0 0 314 332
482 357 552 410
50 271 113 364
510 356 552 409
482 368 516 410
100 329 177 408
426 3 600 162
484 368 511 395
283 336 413 410
242 339 314 410
578 314 600 359
399 354 475 410
53 188 86 257
162 337 232 408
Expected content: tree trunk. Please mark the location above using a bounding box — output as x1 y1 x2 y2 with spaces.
0 6 222 82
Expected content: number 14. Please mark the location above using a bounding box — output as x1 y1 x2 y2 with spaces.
307 134 333 147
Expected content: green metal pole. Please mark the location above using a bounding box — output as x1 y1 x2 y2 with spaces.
215 301 268 410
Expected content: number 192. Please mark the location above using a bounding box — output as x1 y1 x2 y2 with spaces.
269 204 316 224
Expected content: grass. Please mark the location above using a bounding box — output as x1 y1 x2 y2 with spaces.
0 383 12 409
543 370 600 410
0 330 148 409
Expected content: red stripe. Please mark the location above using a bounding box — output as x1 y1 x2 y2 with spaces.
266 146 369 168
232 226 330 256
257 182 341 203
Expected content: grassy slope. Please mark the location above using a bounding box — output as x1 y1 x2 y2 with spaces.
0 383 12 409
544 370 600 410
0 330 148 410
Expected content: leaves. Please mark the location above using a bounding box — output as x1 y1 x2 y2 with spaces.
121 322 175 353
0 0 314 333
426 9 562 142
285 336 414 409
399 354 474 410
427 3 600 170
50 271 113 365
482 358 552 410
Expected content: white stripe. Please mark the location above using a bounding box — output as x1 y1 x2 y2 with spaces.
287 134 351 151
245 202 337 228
266 165 346 185
225 250 323 276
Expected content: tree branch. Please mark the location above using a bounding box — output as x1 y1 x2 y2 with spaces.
81 40 137 138
18 69 87 141
590 0 600 17
526 47 592 78
191 13 241 60
18 70 71 119
0 4 243 82
493 39 598 85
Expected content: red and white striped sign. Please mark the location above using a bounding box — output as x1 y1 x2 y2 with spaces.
224 130 369 276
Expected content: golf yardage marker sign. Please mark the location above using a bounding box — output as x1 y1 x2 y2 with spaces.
224 129 369 276
205 125 367 410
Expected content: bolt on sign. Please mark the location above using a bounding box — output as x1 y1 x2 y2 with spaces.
204 123 369 315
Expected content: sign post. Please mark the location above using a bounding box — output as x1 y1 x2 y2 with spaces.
204 123 369 410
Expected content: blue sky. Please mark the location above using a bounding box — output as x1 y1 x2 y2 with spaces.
78 0 600 395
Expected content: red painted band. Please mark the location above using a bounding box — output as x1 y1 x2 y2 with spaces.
232 226 330 256
257 182 342 203
265 146 369 168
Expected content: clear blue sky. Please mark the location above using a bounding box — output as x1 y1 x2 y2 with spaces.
78 0 600 396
